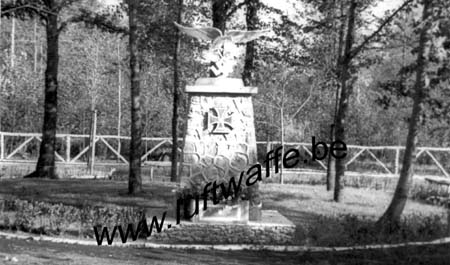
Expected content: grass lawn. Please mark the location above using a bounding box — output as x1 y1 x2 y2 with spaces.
261 183 448 246
0 179 448 246
261 183 447 223
0 179 176 208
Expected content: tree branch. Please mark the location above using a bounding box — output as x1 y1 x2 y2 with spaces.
349 0 412 59
290 82 314 120
1 3 56 16
254 99 279 109
59 9 128 34
225 2 245 20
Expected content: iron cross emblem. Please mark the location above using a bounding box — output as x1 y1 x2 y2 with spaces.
208 107 233 134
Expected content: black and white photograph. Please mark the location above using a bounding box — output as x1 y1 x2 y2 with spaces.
0 0 450 264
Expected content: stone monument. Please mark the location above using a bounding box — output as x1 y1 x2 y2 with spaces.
150 23 295 245
183 78 259 221
174 23 274 223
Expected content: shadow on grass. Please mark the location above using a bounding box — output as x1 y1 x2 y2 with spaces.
269 192 311 202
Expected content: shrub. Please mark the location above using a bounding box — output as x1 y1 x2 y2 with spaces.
304 212 448 247
0 197 144 237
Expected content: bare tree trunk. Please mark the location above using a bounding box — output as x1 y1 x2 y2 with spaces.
377 0 432 227
10 7 16 132
89 110 97 175
171 0 183 183
212 0 232 32
242 0 262 219
34 18 38 74
26 2 59 179
117 39 122 161
210 0 233 77
326 0 344 191
280 82 285 184
242 0 259 86
334 0 357 202
33 18 38 93
10 9 15 68
326 125 336 190
0 0 2 132
128 0 143 194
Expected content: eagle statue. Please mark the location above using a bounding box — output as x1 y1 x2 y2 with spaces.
174 22 270 77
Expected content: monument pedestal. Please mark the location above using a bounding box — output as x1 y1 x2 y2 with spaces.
182 78 261 221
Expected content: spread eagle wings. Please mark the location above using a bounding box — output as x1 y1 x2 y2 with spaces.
225 29 271 43
174 22 270 49
174 22 222 42
211 29 271 49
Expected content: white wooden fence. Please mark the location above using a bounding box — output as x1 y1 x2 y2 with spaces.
1 132 449 178
0 132 182 165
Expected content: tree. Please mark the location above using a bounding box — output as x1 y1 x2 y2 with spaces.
240 0 262 218
333 0 357 201
1 0 110 179
171 0 183 183
332 0 413 201
210 0 245 77
377 0 435 227
1 0 65 179
242 0 259 86
212 0 243 32
128 0 142 194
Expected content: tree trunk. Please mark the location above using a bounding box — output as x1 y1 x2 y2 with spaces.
117 39 122 161
377 0 432 227
171 0 183 183
242 0 259 86
326 0 344 191
280 82 285 184
0 0 1 131
34 18 38 74
326 125 336 190
243 0 261 219
334 0 357 202
210 0 233 78
10 9 15 68
25 3 59 179
212 0 232 32
128 0 142 194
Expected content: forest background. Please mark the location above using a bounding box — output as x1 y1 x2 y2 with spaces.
2 0 448 148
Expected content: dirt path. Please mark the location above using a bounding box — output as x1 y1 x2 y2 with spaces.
0 237 301 265
1 236 450 265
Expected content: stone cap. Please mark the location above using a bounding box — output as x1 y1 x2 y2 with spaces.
185 78 258 95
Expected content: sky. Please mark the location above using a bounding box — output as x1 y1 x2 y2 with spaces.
98 0 408 33
101 0 119 5
100 0 405 17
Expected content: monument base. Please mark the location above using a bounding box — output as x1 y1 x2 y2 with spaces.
195 200 249 223
151 210 296 245
249 204 262 221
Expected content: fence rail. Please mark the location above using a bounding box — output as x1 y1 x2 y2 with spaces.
1 132 449 179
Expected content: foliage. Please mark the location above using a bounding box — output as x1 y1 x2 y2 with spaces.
0 0 449 150
303 212 447 247
0 196 143 236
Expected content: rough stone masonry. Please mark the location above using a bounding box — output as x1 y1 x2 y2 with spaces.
182 78 261 219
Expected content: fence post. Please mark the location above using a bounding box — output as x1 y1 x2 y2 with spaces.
89 110 98 175
150 167 154 181
447 209 450 237
395 148 400 175
66 135 71 162
0 132 4 160
266 141 272 177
